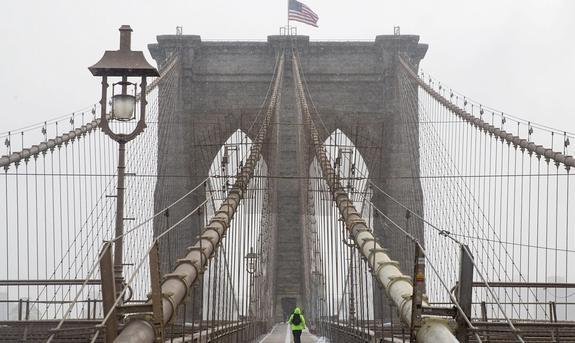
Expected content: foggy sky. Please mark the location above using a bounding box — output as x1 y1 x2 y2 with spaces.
1 0 574 135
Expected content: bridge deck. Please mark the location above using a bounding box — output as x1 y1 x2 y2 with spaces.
257 324 324 343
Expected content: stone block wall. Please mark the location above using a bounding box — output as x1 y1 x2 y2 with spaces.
149 34 427 320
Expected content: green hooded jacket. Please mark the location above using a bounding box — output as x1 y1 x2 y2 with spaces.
288 307 306 331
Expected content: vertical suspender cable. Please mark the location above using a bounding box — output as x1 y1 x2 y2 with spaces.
292 50 458 343
115 52 284 343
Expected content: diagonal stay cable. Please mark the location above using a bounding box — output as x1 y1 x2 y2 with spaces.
114 51 285 343
292 48 458 343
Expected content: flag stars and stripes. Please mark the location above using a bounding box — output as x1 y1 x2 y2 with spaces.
288 0 319 27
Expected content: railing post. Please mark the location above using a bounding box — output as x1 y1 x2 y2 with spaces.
456 244 474 343
99 241 118 342
93 298 98 319
410 243 425 342
18 299 22 321
24 299 30 320
87 297 92 319
549 301 557 322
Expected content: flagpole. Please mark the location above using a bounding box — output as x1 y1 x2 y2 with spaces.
287 0 290 33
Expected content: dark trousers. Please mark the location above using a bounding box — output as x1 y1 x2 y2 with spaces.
292 329 302 343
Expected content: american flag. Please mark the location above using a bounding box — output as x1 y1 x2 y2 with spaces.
288 0 319 27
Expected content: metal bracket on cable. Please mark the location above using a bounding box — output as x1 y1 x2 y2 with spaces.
99 242 119 342
149 241 165 342
410 243 425 342
455 244 474 342
115 242 166 341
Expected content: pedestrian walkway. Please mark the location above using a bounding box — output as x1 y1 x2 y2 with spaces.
257 323 326 343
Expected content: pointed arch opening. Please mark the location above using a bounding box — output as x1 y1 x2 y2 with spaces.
308 129 375 322
201 129 272 322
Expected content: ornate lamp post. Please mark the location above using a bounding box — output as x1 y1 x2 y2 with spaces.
245 247 259 338
89 25 159 299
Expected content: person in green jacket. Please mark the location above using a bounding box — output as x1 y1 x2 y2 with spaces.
287 307 306 343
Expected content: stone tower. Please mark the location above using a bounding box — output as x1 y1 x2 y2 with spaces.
149 34 427 320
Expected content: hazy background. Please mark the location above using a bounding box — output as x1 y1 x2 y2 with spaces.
1 0 574 134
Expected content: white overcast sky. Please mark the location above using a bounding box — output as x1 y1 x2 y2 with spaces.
1 0 574 135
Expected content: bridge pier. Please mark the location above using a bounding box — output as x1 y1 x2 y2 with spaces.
267 38 310 322
149 32 427 322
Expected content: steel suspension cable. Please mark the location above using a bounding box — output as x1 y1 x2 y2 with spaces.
114 51 285 343
292 49 457 343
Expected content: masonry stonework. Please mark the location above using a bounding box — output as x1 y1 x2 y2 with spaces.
149 34 427 320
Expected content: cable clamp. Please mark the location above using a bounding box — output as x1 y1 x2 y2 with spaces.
162 273 189 300
209 218 228 232
162 291 180 324
438 230 451 237
175 257 204 276
387 275 413 292
203 224 224 242
186 246 209 267
375 260 399 275
347 218 367 233
360 237 376 252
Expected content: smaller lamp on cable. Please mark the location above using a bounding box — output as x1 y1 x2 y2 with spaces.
245 247 258 275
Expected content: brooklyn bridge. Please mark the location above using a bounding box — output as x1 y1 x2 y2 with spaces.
0 25 574 342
